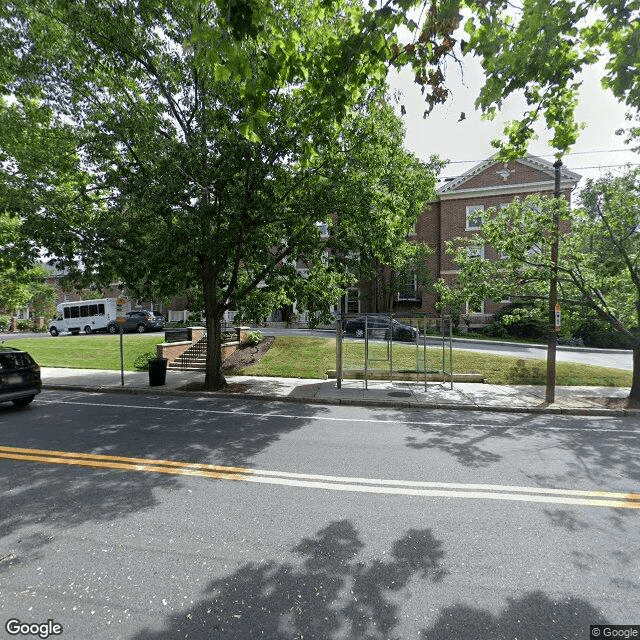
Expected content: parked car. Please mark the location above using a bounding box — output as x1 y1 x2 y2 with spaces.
0 345 42 407
107 311 165 334
343 315 420 341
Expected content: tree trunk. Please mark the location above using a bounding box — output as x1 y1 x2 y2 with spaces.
630 345 640 404
202 272 227 391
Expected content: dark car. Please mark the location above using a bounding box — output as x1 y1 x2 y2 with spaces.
343 315 419 341
107 310 165 334
0 345 42 407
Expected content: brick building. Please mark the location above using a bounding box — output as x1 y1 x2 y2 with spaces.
355 154 581 323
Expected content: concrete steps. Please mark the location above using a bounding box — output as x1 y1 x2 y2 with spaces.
169 336 208 371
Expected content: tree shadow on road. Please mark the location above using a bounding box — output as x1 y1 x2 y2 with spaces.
128 518 608 640
419 590 608 640
131 519 447 640
0 395 330 566
392 407 640 491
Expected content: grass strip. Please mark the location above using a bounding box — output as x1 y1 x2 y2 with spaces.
234 337 632 387
6 335 164 371
4 334 631 386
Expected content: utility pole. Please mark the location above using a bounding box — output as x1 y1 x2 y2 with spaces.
545 159 563 404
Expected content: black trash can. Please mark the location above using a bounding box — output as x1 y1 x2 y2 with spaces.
148 358 168 387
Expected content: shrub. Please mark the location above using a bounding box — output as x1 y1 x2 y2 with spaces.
577 327 638 349
492 302 546 339
0 315 10 332
569 314 639 349
133 349 159 371
16 319 36 332
244 330 263 346
482 322 509 338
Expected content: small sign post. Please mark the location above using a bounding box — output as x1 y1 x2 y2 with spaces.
554 303 561 332
116 298 127 386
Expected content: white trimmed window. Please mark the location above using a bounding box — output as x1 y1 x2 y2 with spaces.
466 299 485 314
397 272 419 301
315 221 329 238
466 205 484 230
346 289 359 314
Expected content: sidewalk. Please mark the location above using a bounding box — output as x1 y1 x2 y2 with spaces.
40 367 638 416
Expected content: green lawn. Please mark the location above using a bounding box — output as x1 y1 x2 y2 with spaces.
6 334 163 371
235 337 632 387
4 334 632 386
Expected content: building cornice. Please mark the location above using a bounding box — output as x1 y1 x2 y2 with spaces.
437 154 581 196
437 180 576 201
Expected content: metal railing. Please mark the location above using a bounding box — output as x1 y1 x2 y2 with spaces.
180 334 208 371
178 327 243 370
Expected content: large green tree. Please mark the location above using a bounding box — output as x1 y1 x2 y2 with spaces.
438 170 640 404
185 0 640 157
3 0 638 390
0 213 55 318
1 0 438 389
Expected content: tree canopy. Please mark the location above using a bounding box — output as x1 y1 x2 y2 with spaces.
437 170 640 402
2 0 638 390
0 0 440 388
0 212 56 318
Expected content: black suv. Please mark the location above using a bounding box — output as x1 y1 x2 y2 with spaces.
343 315 419 341
107 311 165 334
0 345 42 407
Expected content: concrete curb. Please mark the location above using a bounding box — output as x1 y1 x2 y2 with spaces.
42 383 640 417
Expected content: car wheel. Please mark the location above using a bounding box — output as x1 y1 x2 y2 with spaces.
12 395 35 408
84 325 92 335
136 324 146 333
107 324 118 334
49 327 59 337
354 328 364 338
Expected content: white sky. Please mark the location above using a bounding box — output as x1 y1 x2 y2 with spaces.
389 56 639 189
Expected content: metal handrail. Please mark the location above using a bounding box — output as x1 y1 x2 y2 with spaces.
179 327 240 370
181 333 208 371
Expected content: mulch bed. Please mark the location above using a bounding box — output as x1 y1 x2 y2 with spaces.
222 336 275 371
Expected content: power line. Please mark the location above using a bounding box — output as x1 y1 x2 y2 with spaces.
438 162 640 180
570 163 640 170
446 149 637 164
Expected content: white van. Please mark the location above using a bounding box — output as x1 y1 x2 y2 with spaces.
48 298 120 336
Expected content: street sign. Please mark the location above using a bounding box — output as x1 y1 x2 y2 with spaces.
554 304 561 331
116 297 127 306
116 316 127 325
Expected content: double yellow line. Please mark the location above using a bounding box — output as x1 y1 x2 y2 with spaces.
0 445 249 481
2 445 640 510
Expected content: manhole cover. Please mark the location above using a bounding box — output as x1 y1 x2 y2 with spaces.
388 391 411 397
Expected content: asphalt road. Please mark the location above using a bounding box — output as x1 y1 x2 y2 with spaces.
1 391 639 639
